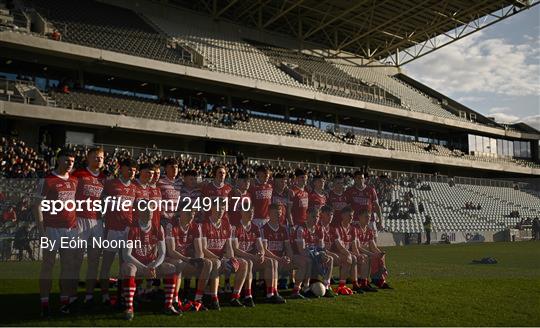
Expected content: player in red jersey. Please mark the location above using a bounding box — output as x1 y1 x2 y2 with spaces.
262 204 311 298
33 148 78 316
121 203 180 320
248 165 273 228
229 173 251 227
332 206 364 295
133 163 154 206
287 169 309 229
71 147 106 307
308 175 327 211
294 207 334 297
356 208 392 290
99 158 137 305
200 205 248 310
180 169 202 222
148 161 162 227
366 174 385 236
201 165 232 221
327 175 348 220
165 206 211 312
270 173 288 225
231 206 285 305
157 158 181 228
345 171 375 226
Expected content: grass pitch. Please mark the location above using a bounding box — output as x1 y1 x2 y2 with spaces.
0 241 539 326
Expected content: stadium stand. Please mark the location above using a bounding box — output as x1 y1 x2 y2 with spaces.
20 0 194 65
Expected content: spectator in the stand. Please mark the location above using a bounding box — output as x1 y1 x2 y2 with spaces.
476 203 482 210
423 216 432 245
2 206 17 223
448 177 455 187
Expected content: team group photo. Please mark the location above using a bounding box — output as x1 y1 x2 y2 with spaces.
0 0 539 326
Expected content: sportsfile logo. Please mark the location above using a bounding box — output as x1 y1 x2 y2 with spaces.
40 196 252 214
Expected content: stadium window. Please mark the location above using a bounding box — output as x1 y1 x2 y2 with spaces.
459 111 467 119
497 139 503 156
468 135 476 154
475 136 483 155
470 113 477 122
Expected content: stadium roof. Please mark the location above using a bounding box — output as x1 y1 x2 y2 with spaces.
163 0 539 66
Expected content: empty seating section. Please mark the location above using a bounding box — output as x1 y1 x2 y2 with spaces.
385 182 540 233
333 64 465 121
249 42 398 106
24 0 190 65
146 12 308 89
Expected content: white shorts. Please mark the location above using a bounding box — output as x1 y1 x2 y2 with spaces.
77 217 104 242
104 228 129 253
45 227 78 251
252 218 269 229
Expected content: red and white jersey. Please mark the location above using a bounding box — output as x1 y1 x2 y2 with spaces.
328 190 348 219
261 222 289 257
148 184 162 226
293 224 324 250
201 215 232 257
271 188 288 225
157 176 181 221
103 178 136 231
344 185 375 222
201 182 232 220
308 190 327 210
332 224 357 251
288 186 309 226
165 221 201 257
36 172 78 228
248 181 273 219
320 224 333 249
228 189 250 227
127 224 164 265
180 185 202 203
356 226 375 248
201 181 232 200
134 179 150 204
72 167 106 220
232 221 261 253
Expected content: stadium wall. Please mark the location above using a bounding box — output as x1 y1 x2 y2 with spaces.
378 231 497 247
3 100 540 175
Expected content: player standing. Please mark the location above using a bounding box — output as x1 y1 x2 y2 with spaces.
270 173 289 225
287 169 309 229
33 149 78 316
327 174 348 220
157 159 181 228
99 159 137 305
71 147 106 307
344 171 374 226
229 173 251 227
248 165 273 228
308 175 327 211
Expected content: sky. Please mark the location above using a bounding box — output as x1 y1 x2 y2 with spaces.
403 5 540 131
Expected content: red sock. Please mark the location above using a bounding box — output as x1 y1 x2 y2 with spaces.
211 294 219 302
122 277 136 311
273 287 278 295
40 297 49 308
266 287 274 297
339 280 346 287
244 288 252 298
360 278 369 287
231 293 240 299
195 289 204 301
163 274 177 309
60 295 69 306
292 286 300 295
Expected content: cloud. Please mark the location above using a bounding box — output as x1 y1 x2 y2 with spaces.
405 31 540 97
488 107 511 113
521 114 540 130
457 96 485 103
487 112 520 124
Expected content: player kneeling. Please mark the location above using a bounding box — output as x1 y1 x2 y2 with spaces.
121 203 180 321
201 206 249 310
232 206 285 305
165 207 212 312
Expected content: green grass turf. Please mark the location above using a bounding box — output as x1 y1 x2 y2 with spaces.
0 241 539 326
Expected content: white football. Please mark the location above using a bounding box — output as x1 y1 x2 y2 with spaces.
310 281 326 297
